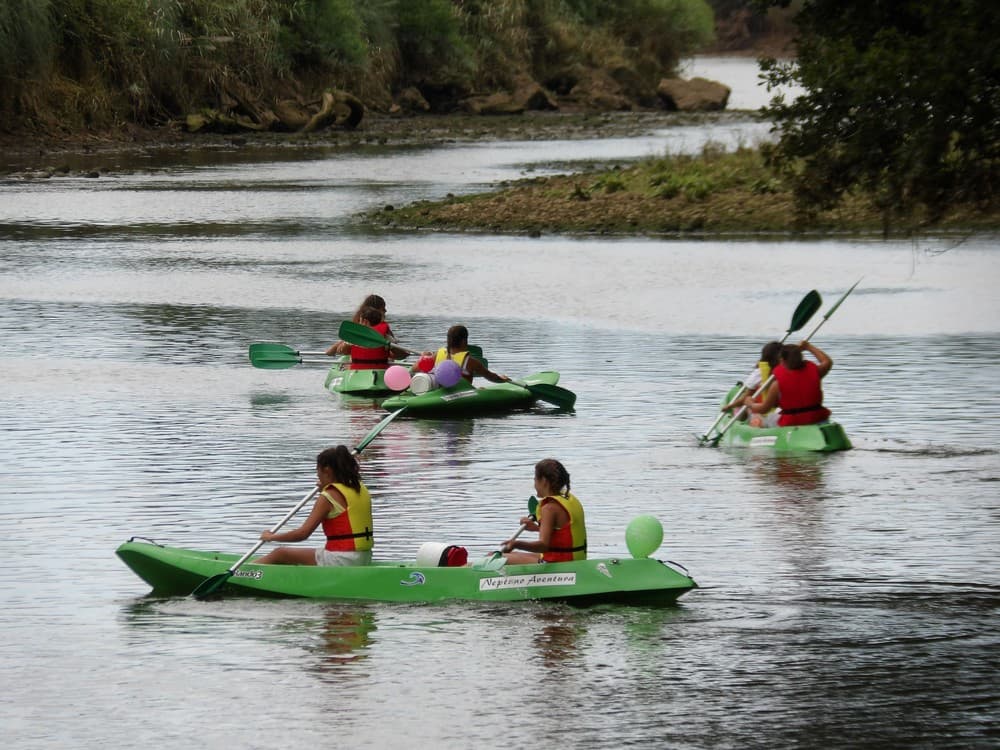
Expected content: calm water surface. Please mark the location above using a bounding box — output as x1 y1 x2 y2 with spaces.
2 59 998 749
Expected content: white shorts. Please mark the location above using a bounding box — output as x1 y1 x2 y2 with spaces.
315 548 373 567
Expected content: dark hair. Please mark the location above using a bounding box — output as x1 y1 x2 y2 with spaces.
780 344 805 370
535 458 570 496
446 324 469 354
316 446 361 491
760 341 781 367
357 306 383 326
352 295 386 322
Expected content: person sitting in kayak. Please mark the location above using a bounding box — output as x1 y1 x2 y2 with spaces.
428 324 510 384
744 341 833 426
325 306 406 369
721 340 781 427
255 446 373 566
352 293 398 343
501 458 587 564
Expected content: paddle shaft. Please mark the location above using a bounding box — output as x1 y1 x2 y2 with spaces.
503 497 539 551
712 281 859 443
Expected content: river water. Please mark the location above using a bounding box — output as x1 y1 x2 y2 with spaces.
2 59 998 749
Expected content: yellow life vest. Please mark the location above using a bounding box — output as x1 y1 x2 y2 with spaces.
434 348 469 368
320 481 374 552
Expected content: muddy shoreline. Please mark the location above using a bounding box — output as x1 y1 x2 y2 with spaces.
0 110 755 176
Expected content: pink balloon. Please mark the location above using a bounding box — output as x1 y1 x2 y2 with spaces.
435 359 462 388
383 365 411 391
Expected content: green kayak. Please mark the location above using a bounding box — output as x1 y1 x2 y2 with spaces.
713 384 852 452
380 370 567 417
115 538 696 606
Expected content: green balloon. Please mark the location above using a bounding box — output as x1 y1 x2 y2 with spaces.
625 515 663 559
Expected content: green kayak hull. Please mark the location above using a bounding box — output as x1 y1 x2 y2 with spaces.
116 540 696 605
718 419 852 452
324 361 393 397
380 371 560 417
715 384 852 452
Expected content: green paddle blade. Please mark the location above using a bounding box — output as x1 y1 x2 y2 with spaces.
338 320 390 349
527 496 539 516
191 571 231 598
249 343 303 369
520 381 576 409
789 290 822 333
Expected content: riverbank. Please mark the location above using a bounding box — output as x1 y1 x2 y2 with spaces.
0 110 723 175
6 108 996 238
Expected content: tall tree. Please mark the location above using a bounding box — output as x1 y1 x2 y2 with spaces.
760 0 1000 228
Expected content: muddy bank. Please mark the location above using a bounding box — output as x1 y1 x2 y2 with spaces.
0 110 748 176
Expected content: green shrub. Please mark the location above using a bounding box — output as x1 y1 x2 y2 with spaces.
396 0 474 86
277 0 366 69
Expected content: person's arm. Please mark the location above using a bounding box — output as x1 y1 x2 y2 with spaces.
502 503 564 554
801 341 833 378
722 384 749 412
325 341 350 356
261 495 333 543
746 380 779 414
467 355 510 383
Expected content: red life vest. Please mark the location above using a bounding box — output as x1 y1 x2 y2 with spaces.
773 360 831 426
539 493 587 563
349 322 391 370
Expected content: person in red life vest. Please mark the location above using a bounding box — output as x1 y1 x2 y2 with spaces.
422 324 510 383
325 306 405 369
501 459 587 565
744 341 833 426
351 294 397 343
255 446 373 567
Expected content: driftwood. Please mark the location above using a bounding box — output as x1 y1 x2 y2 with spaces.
184 88 365 134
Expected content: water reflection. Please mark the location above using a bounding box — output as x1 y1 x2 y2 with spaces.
308 605 377 678
531 609 584 669
741 452 827 495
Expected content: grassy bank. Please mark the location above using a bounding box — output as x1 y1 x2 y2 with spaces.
368 145 1000 237
0 0 714 136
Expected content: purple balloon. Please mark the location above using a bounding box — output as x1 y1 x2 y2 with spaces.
435 359 462 388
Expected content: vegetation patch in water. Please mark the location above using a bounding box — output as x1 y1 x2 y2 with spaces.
369 145 1000 237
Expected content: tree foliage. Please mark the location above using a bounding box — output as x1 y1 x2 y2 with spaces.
760 0 1000 225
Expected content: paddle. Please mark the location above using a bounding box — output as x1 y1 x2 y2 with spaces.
191 406 409 599
249 342 332 370
475 497 539 570
697 289 822 445
513 379 577 409
709 280 860 447
338 321 485 364
338 320 413 354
